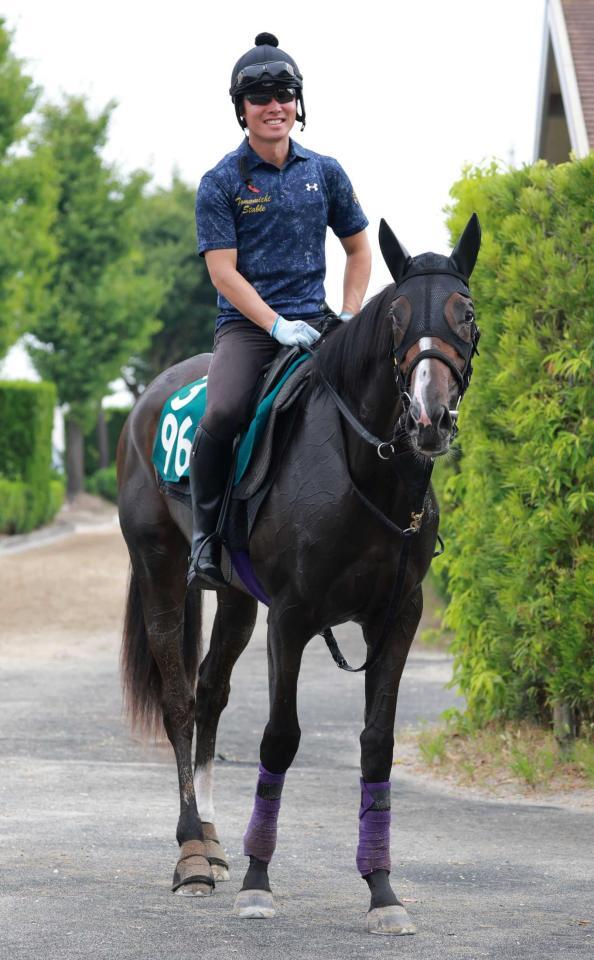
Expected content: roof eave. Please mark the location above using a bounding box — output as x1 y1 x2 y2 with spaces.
548 0 590 157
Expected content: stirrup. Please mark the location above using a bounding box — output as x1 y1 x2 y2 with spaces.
187 537 227 589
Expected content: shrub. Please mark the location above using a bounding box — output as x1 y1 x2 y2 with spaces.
0 478 27 533
86 465 118 503
47 476 65 522
439 157 594 727
0 380 60 532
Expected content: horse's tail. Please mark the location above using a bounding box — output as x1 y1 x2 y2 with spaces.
120 566 201 739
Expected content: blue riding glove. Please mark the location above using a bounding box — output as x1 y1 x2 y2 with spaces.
270 315 321 348
338 311 354 322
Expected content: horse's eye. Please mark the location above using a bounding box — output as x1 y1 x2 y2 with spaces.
464 309 475 323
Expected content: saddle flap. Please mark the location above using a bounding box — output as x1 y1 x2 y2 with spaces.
254 345 302 406
233 361 311 500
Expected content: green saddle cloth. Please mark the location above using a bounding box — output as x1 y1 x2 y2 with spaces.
152 356 308 485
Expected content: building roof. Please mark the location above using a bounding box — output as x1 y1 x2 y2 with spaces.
562 0 594 146
534 0 593 161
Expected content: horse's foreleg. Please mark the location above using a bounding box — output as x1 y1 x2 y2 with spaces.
359 587 423 935
132 538 213 899
234 615 307 919
193 586 258 881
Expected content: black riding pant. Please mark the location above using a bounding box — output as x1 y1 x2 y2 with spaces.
201 317 324 443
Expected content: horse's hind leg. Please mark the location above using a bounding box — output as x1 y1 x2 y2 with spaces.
194 586 258 882
121 505 214 898
359 588 423 935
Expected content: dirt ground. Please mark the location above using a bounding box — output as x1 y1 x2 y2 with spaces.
0 517 127 663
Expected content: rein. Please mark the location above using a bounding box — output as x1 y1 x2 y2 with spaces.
303 338 440 673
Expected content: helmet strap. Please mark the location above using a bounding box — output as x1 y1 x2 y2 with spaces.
297 92 306 131
234 98 247 129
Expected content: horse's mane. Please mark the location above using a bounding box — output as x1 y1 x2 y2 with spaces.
311 284 396 404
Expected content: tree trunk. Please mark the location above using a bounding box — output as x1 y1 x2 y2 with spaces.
553 702 576 757
97 407 109 469
65 416 85 500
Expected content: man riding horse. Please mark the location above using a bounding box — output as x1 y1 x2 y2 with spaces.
117 28 481 934
188 31 371 587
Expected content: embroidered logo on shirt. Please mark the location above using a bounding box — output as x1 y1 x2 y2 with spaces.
305 182 319 191
235 194 272 215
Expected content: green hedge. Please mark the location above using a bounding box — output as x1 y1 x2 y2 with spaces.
0 380 63 532
86 465 118 503
437 156 594 727
0 475 65 534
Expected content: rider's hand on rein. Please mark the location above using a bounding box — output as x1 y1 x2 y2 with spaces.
270 315 321 348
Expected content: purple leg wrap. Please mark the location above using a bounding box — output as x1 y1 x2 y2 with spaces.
243 764 286 863
356 779 391 876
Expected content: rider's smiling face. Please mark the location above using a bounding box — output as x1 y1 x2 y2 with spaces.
241 93 297 145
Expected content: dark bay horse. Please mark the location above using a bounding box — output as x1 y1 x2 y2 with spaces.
117 215 481 934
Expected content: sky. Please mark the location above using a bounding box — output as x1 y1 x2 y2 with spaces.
1 0 546 382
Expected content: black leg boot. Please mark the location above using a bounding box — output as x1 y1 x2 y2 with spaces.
187 425 233 589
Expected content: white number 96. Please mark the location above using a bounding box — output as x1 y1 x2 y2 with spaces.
162 413 195 478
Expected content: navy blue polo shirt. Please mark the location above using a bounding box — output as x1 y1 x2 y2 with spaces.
196 138 368 328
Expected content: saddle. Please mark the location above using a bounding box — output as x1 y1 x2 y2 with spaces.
155 348 312 536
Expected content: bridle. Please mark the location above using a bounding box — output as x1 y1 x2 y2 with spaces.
309 272 480 469
390 268 481 442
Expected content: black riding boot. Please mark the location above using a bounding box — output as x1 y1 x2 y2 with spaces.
187 425 233 589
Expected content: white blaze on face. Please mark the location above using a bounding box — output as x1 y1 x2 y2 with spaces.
194 760 215 824
410 338 435 427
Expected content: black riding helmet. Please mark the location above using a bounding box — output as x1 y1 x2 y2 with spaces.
230 32 306 131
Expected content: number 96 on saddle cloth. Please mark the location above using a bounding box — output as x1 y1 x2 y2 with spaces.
151 355 309 486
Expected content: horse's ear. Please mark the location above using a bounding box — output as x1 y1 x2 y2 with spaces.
449 213 481 279
379 219 411 284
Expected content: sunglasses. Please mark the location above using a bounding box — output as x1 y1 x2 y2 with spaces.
237 60 297 85
244 87 297 106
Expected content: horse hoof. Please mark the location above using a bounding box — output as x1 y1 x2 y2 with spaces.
172 839 215 897
201 823 229 882
367 905 416 935
233 889 275 919
174 881 213 897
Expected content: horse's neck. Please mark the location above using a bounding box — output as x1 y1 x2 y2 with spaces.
343 356 404 494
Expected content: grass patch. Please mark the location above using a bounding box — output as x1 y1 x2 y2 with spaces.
413 720 594 792
418 729 448 765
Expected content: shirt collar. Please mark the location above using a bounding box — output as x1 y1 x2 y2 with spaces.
238 137 309 172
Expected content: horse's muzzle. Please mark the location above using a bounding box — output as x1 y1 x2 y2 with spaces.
406 403 452 456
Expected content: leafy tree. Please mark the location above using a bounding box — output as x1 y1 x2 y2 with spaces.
0 19 57 358
28 96 165 496
122 175 218 396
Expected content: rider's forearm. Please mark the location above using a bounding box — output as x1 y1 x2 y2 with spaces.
207 262 278 332
342 246 372 316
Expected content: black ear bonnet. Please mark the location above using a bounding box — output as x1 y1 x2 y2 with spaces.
391 254 476 364
379 214 482 390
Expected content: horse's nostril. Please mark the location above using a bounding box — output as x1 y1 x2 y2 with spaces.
436 405 452 434
406 401 421 426
406 407 419 433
